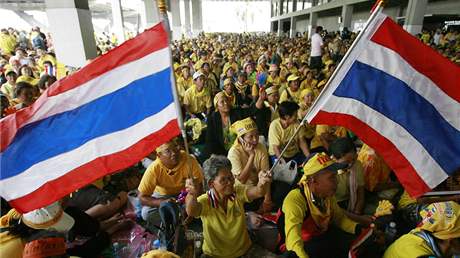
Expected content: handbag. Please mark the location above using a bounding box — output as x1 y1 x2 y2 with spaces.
272 160 297 184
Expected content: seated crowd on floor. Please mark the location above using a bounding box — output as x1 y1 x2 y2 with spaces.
1 24 460 258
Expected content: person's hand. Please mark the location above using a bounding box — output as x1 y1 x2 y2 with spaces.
358 215 374 227
258 170 272 187
247 212 264 229
258 88 267 100
185 178 200 196
262 199 274 213
241 139 255 156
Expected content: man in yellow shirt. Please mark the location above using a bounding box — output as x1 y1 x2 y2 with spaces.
279 153 361 258
175 65 193 102
138 139 204 229
384 201 460 258
1 69 17 100
0 29 16 55
268 101 310 164
183 71 212 118
184 155 276 258
279 74 302 104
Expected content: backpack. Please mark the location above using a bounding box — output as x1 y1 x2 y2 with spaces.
157 202 188 255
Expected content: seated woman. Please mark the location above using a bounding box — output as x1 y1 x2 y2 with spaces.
205 92 251 157
184 155 277 258
234 72 253 109
227 117 272 212
10 81 35 110
268 101 309 164
279 74 302 105
255 85 280 140
385 201 460 258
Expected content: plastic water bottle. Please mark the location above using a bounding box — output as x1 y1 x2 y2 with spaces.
385 222 398 244
152 239 160 249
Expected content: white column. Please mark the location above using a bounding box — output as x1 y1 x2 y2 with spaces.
308 12 317 39
340 4 353 31
139 0 160 30
111 0 125 44
277 20 282 36
191 0 202 36
404 0 428 35
45 0 97 68
290 16 297 38
183 0 191 37
170 0 182 40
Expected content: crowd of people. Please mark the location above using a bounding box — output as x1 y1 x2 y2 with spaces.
1 23 460 258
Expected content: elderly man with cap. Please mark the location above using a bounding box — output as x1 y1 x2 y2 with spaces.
175 64 193 102
255 85 280 139
384 201 460 258
278 153 363 258
138 139 204 229
183 71 212 119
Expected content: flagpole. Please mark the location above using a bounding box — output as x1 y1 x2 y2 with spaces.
157 0 190 155
269 1 385 172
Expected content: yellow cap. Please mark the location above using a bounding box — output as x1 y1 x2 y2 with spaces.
223 78 233 86
222 63 233 75
16 75 39 85
265 86 279 95
156 140 177 154
300 88 314 99
231 117 257 138
302 152 344 177
213 91 227 107
287 74 300 82
419 201 460 240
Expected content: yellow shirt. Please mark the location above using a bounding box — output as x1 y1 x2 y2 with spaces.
138 151 203 196
335 161 365 202
227 143 270 186
383 232 434 258
0 33 16 55
0 82 15 100
197 184 252 258
310 125 333 150
282 187 357 258
0 231 24 258
268 118 303 158
279 88 302 104
183 85 212 114
176 76 193 101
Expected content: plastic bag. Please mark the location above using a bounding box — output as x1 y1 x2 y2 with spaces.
272 160 297 184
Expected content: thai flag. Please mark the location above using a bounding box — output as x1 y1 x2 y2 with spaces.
44 63 56 77
307 13 460 197
0 23 181 212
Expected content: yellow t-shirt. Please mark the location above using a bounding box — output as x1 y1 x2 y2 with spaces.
0 82 15 100
176 76 193 101
282 187 357 258
0 231 24 258
138 151 203 196
227 143 270 186
279 88 302 104
310 125 333 150
196 184 252 258
335 161 365 202
183 85 212 114
0 33 16 55
268 118 303 158
383 232 434 258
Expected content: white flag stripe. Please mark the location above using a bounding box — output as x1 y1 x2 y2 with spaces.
0 103 177 200
321 96 448 188
27 47 171 126
357 41 460 131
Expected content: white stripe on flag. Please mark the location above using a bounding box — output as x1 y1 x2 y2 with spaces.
357 41 460 131
28 47 171 126
0 103 178 200
307 12 388 122
321 96 448 188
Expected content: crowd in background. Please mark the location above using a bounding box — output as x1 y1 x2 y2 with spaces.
1 23 460 258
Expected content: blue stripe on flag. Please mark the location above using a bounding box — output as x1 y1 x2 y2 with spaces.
333 61 460 175
1 67 174 180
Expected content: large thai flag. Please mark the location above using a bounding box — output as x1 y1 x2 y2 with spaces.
307 12 460 197
0 23 181 213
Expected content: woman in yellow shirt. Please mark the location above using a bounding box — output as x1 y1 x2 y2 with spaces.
279 74 302 105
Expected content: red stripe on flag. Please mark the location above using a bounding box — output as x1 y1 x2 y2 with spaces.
0 22 169 152
8 119 180 213
371 17 460 102
311 111 430 197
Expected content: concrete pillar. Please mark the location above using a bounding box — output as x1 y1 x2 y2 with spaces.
191 0 202 36
183 0 191 37
340 4 353 31
277 20 282 36
111 0 125 44
170 0 182 40
308 12 317 39
290 16 297 38
292 0 297 12
404 0 428 35
139 0 160 30
45 0 97 68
